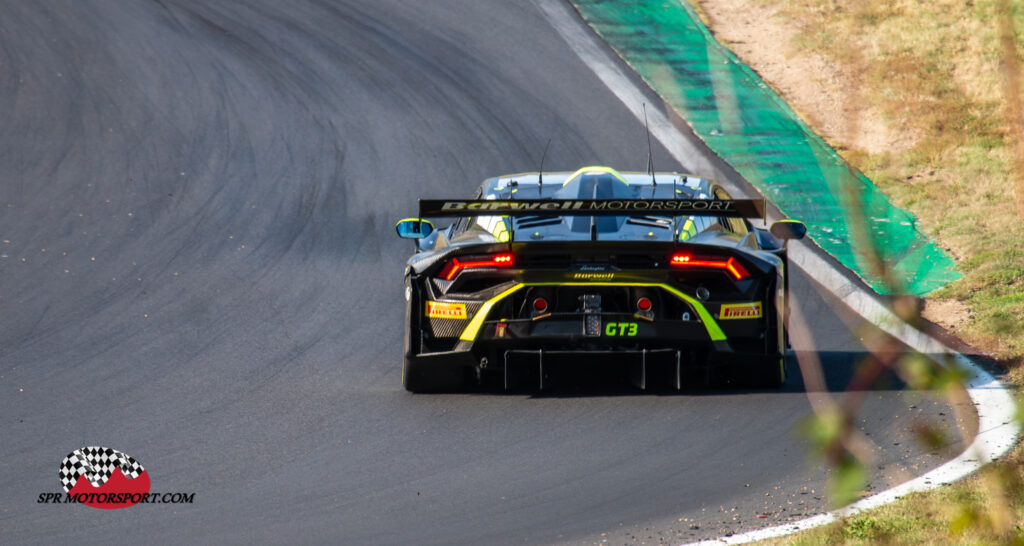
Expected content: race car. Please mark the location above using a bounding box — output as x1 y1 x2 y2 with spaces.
395 166 806 392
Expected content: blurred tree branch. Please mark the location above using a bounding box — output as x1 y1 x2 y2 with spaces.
998 0 1024 219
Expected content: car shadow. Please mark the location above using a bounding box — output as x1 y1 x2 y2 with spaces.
490 350 932 398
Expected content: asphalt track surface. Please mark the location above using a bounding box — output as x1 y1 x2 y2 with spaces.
0 1 969 544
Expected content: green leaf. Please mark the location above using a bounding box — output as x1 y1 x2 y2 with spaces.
831 457 868 508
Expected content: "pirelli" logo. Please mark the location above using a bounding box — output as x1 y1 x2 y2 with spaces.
426 301 468 320
719 302 763 320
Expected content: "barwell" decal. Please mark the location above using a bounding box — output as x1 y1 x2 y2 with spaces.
426 301 468 320
719 302 763 320
572 272 615 280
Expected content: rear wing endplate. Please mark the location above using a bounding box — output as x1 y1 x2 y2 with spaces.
419 199 765 218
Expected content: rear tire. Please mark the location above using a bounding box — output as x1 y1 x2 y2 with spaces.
751 354 786 389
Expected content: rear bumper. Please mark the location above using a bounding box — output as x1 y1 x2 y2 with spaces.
409 275 782 389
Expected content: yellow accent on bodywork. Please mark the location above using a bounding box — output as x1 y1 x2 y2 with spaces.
474 215 510 242
678 218 697 241
458 282 726 342
395 217 433 228
491 218 510 242
459 284 525 341
561 166 629 187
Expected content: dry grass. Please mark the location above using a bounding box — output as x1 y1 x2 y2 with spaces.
759 441 1024 545
746 0 1024 365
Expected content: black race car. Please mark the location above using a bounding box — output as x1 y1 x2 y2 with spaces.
395 166 806 392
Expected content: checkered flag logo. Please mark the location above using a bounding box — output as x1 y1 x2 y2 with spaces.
59 447 145 493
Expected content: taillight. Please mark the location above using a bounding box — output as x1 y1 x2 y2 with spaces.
439 252 515 281
670 253 749 280
636 297 652 311
533 297 549 313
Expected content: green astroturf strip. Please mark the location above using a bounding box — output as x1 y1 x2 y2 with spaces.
571 0 960 296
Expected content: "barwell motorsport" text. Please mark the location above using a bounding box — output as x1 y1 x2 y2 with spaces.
418 198 765 217
440 200 733 211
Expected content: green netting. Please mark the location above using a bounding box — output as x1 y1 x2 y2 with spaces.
571 0 960 296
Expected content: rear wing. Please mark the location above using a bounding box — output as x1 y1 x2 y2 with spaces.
419 199 765 219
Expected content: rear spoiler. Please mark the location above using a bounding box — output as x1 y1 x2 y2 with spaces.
419 199 765 218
